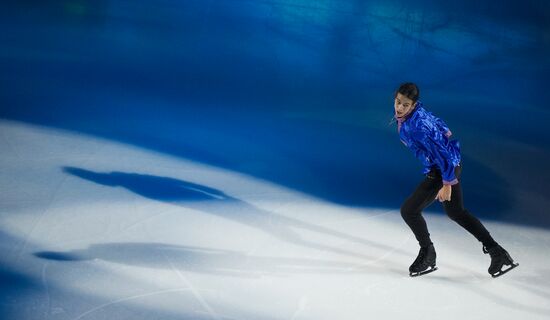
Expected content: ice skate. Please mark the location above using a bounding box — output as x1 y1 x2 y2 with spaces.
484 245 519 278
409 244 437 277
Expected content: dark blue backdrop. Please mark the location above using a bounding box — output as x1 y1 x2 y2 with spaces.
1 0 549 227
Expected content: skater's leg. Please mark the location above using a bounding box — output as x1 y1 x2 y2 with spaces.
444 165 518 277
443 166 498 249
401 174 441 248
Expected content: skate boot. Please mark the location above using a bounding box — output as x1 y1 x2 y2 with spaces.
483 245 519 278
409 244 437 277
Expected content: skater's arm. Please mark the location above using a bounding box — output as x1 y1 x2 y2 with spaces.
412 126 458 186
428 138 458 185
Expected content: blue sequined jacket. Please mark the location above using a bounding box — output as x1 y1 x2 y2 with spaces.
395 101 461 185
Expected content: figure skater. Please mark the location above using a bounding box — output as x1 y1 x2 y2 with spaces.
392 82 518 277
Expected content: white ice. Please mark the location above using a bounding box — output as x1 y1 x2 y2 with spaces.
1 119 549 320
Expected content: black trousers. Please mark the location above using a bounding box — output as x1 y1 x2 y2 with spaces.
400 164 498 249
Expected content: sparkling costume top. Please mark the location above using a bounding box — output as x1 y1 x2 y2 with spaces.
395 101 461 185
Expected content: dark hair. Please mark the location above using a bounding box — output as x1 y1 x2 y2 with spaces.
395 82 420 103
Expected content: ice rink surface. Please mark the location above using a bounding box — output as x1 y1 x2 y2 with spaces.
1 120 549 320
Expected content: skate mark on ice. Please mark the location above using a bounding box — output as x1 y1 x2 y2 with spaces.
72 288 192 320
346 234 414 270
13 148 105 262
41 262 53 318
15 174 70 263
163 253 222 320
118 208 172 233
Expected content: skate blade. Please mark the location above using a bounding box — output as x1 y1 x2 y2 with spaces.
410 266 438 277
491 262 519 278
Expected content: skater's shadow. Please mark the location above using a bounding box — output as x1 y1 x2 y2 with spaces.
62 167 407 261
34 242 403 277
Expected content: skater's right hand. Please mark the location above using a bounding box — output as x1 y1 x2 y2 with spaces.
436 185 452 202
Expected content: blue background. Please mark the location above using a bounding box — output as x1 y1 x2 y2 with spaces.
1 0 549 227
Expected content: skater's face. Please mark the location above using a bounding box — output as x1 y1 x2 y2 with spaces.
394 93 417 118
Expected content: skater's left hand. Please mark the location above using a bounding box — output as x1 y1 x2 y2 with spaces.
436 185 452 202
